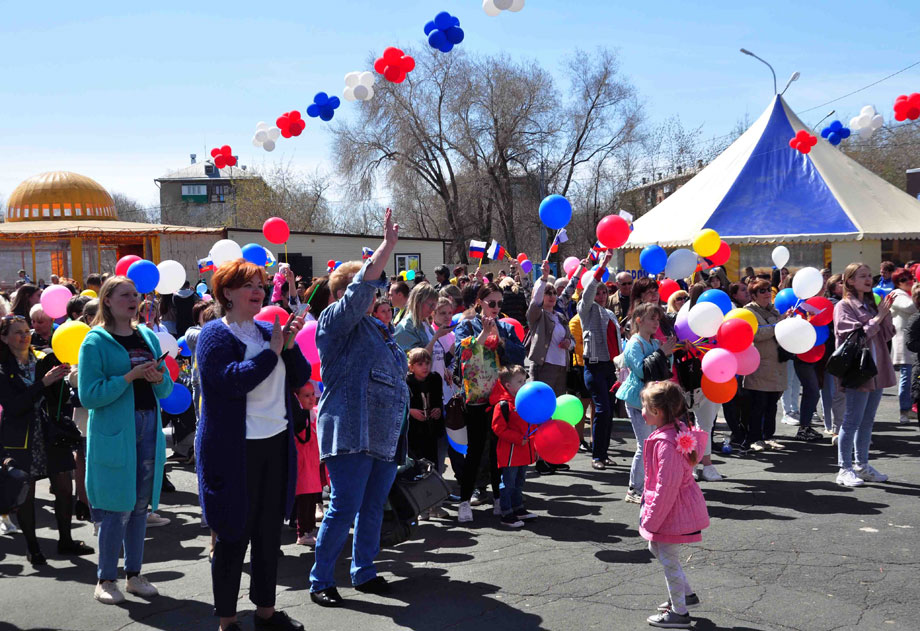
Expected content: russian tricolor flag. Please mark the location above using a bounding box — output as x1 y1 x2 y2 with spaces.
588 241 604 262
549 228 568 254
362 247 374 260
197 257 215 274
487 240 506 261
469 239 487 259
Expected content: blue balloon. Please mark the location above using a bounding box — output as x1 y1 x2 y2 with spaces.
241 243 268 266
873 286 891 298
160 383 192 415
774 287 798 314
813 325 829 347
196 282 207 297
425 11 463 53
514 381 557 425
639 245 668 275
538 194 572 230
127 260 159 294
451 313 463 326
307 92 340 121
698 289 732 315
447 434 467 456
591 264 610 283
177 337 191 357
828 132 841 146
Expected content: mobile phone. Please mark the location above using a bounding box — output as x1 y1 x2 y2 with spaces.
157 351 169 364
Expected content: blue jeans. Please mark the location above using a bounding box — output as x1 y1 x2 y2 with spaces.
584 360 616 461
626 405 654 493
782 362 800 416
838 388 884 470
896 364 912 412
310 453 398 591
499 466 527 515
93 410 157 581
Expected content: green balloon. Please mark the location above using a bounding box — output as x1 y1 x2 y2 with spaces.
553 394 584 426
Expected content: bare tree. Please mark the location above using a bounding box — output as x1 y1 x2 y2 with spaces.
112 192 159 223
843 120 920 190
232 163 332 231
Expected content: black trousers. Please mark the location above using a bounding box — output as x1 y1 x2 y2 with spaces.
459 403 500 502
212 431 288 618
741 389 781 447
721 377 746 443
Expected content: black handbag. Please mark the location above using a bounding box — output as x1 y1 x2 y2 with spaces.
642 349 671 383
444 393 466 431
46 413 82 449
826 329 878 388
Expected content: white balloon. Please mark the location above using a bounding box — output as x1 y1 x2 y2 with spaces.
262 139 276 152
255 130 268 143
155 260 187 295
687 302 724 338
580 270 596 290
664 248 697 280
771 245 789 268
860 105 875 117
210 239 243 267
849 116 860 129
155 331 180 358
365 86 375 100
857 113 871 128
870 114 884 130
267 127 280 141
483 0 501 16
343 86 356 102
358 71 375 87
775 317 816 354
256 121 270 130
509 0 525 10
353 84 369 100
252 136 262 148
344 71 360 88
494 0 513 9
792 266 823 299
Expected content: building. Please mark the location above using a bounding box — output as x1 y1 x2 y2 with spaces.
618 162 703 219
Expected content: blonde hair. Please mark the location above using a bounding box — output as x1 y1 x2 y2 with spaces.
405 282 440 326
93 276 138 330
329 261 364 299
641 380 699 466
666 290 688 314
842 262 877 311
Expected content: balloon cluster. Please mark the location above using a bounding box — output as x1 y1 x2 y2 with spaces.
327 259 342 273
514 382 579 464
771 267 832 363
893 93 920 122
210 145 237 169
277 110 306 138
251 121 281 152
515 253 533 274
424 11 464 53
659 229 731 281
374 47 416 84
306 92 341 122
483 0 525 16
820 120 851 146
789 130 818 154
849 105 884 139
343 71 376 102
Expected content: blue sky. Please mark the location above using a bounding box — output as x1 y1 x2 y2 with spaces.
1 0 918 209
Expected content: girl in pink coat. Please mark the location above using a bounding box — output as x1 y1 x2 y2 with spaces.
639 381 710 629
294 383 326 546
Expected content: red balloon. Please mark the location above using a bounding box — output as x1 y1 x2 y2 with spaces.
383 46 403 62
226 155 237 167
214 155 227 169
220 144 231 156
384 66 405 83
804 296 834 327
797 345 825 363
164 355 180 382
659 279 680 301
373 58 387 73
263 217 290 244
327 259 335 269
500 317 525 343
254 305 288 324
311 361 322 382
516 253 528 264
708 241 731 266
115 255 142 277
289 110 302 122
280 127 292 139
533 420 579 464
401 56 416 72
717 318 754 353
596 215 630 249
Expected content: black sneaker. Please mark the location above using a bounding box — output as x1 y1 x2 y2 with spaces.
579 440 592 453
795 428 820 442
500 514 525 528
657 593 700 612
354 576 390 594
549 463 570 472
647 608 691 628
514 508 538 522
534 460 554 474
804 426 823 439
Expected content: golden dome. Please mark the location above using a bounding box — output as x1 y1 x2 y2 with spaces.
6 171 117 222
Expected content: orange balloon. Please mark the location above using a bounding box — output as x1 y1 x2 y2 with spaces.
701 374 737 403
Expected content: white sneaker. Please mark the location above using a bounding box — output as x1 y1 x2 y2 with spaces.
781 415 800 426
457 501 473 523
899 413 910 425
146 512 170 527
855 464 888 483
126 575 159 598
836 468 865 487
700 464 723 481
94 581 126 605
0 514 18 535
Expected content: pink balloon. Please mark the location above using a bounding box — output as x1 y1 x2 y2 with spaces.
701 347 738 383
734 344 760 376
40 284 72 319
296 320 320 364
202 294 213 303
254 305 288 324
563 256 580 276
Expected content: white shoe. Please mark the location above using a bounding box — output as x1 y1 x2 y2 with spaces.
126 575 159 598
0 514 18 535
94 581 125 605
146 512 170 527
836 468 864 487
855 464 888 483
781 415 800 426
418 511 430 521
457 501 473 523
700 465 723 481
899 413 910 425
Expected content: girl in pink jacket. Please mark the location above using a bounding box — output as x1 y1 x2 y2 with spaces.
639 381 710 629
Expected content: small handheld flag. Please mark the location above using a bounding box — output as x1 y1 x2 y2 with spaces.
487 240 506 261
469 240 487 259
362 247 374 260
549 228 569 254
588 241 604 263
197 257 215 274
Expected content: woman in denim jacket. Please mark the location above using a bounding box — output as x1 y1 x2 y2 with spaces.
309 209 411 606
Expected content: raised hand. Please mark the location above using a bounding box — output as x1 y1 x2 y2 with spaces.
384 207 399 247
270 315 284 355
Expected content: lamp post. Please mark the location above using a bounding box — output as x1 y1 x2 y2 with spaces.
781 71 800 95
740 48 777 94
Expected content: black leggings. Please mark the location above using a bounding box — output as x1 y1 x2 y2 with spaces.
459 404 500 502
16 472 74 554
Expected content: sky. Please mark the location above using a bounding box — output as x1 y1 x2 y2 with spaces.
1 0 919 212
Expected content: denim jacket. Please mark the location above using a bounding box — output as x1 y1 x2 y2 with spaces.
316 260 410 463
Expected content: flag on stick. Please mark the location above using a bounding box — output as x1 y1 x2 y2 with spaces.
197 257 215 274
587 241 604 262
487 240 506 261
549 228 569 254
362 247 374 260
469 240 487 259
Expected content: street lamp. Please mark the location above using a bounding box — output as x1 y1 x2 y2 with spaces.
740 48 777 94
781 71 800 95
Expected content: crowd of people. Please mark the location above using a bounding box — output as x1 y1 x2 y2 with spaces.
0 215 915 629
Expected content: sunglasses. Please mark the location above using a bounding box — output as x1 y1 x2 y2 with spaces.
484 300 504 309
1 315 27 321
674 296 688 302
755 288 771 295
544 290 557 296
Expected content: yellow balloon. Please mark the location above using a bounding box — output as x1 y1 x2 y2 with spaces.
52 321 91 365
80 289 97 298
725 308 758 336
693 229 721 258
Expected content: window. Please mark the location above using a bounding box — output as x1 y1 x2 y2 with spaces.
181 184 208 203
210 184 231 203
395 253 421 275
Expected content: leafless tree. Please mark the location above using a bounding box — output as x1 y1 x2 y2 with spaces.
232 163 333 231
843 120 920 190
112 192 159 223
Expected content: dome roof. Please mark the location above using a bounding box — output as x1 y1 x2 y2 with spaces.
6 171 117 222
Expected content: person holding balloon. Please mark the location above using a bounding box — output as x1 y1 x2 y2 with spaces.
77 276 175 605
527 261 575 396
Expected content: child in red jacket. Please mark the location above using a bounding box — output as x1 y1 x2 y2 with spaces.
639 381 710 630
490 366 538 529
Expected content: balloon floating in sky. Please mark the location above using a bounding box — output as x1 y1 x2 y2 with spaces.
252 121 281 152
276 110 306 138
483 0 525 16
820 120 851 146
343 71 376 102
374 47 416 84
424 11 464 53
893 93 920 122
210 145 237 169
789 130 817 154
306 92 341 122
849 105 884 139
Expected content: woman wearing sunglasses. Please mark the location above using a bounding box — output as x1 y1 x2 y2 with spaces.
453 283 526 524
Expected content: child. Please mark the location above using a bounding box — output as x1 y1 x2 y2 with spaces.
489 365 538 529
406 348 446 519
293 383 325 545
639 381 710 629
371 297 394 330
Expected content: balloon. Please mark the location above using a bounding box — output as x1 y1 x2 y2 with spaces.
51 320 90 365
296 321 320 364
805 296 834 327
701 374 737 404
701 348 738 383
775 317 817 354
563 256 580 276
792 267 823 300
698 289 732 315
196 282 208 297
874 292 882 305
706 241 731 266
127 260 160 294
40 285 72 319
771 245 790 268
447 432 468 455
155 260 186 294
80 289 97 298
873 286 891 299
724 308 758 336
532 420 579 464
160 383 192 415
673 301 694 341
693 229 720 258
717 318 754 353
734 344 760 376
659 279 680 302
155 331 180 358
517 253 528 264
202 294 213 303
687 302 724 338
406 270 416 281
310 361 322 382
514 381 557 425
813 324 829 347
596 215 630 249
521 260 533 274
255 305 289 325
797 345 825 363
640 245 668 275
665 249 697 280
500 317 525 343
115 255 142 277
242 243 268 266
210 239 244 267
774 288 798 315
552 394 584 426
164 355 180 382
538 194 572 230
177 336 191 357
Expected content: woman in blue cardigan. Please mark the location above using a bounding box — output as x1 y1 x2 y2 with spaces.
196 258 308 631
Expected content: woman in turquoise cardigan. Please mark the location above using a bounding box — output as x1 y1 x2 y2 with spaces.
78 277 174 606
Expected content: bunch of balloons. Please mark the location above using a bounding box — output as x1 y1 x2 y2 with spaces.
539 194 572 230
374 47 416 83
658 229 731 282
343 71 376 102
210 145 237 169
326 260 342 273
692 228 731 269
849 105 885 138
263 217 290 244
773 267 832 362
893 93 920 122
515 253 533 274
483 0 525 16
424 11 464 53
306 92 341 122
789 130 818 154
276 110 306 138
514 382 578 464
252 121 281 152
820 120 851 146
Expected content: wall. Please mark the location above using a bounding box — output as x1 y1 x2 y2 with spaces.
831 240 882 274
160 233 227 283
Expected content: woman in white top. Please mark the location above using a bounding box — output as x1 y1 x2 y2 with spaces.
888 267 917 423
